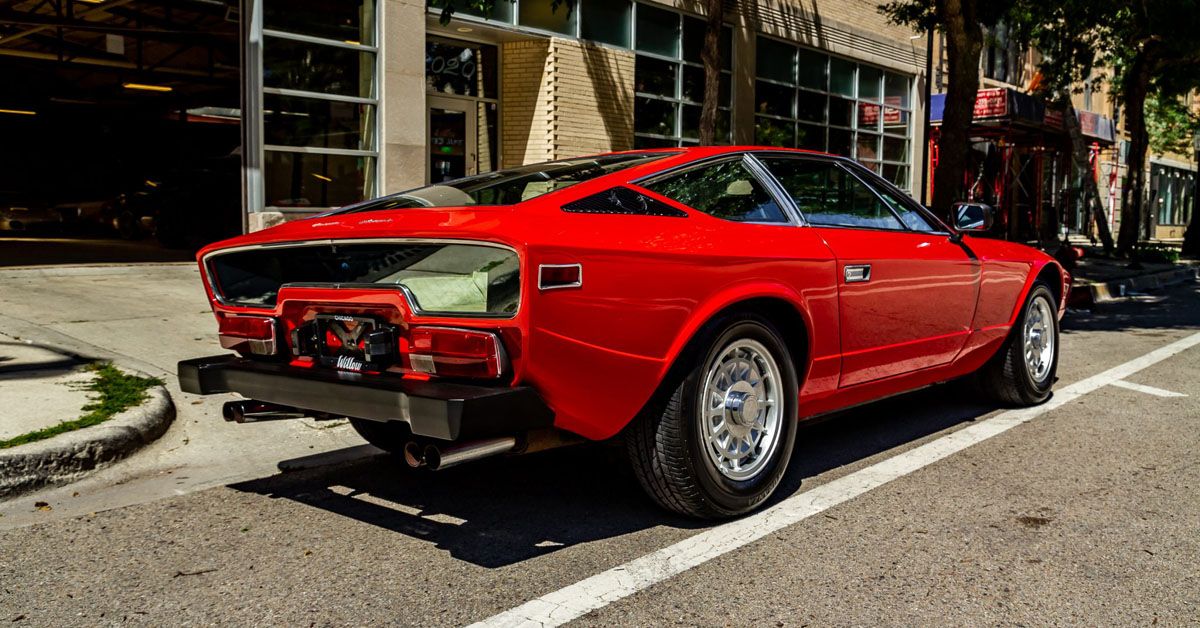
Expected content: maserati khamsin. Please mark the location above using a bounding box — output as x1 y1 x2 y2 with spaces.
179 147 1069 518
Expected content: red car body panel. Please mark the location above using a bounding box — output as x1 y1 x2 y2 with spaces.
194 146 1068 441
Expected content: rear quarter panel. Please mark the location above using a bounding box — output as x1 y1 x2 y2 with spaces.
521 211 838 441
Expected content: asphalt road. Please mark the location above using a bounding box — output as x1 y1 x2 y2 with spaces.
2 282 1198 626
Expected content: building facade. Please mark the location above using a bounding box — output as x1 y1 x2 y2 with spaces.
242 0 929 231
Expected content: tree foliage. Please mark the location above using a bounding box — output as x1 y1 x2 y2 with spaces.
1011 0 1200 255
879 0 1014 221
1146 94 1199 157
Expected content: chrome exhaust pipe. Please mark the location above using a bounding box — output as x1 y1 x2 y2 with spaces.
423 436 518 471
222 400 306 423
402 441 425 468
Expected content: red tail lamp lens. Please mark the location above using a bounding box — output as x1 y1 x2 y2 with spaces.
218 314 278 356
405 327 505 379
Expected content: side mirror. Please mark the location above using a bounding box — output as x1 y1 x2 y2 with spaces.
953 202 995 232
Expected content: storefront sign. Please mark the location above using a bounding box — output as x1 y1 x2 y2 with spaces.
973 88 1008 118
1078 110 1116 143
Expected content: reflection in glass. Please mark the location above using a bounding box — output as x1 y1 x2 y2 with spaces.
884 73 910 108
796 123 825 151
755 117 794 147
882 107 910 134
829 57 855 97
856 133 880 162
796 48 827 90
266 0 376 45
857 102 881 132
635 57 678 97
264 95 375 151
882 164 910 188
264 37 373 98
635 97 676 136
581 0 631 47
426 40 498 99
427 0 512 23
755 81 793 117
857 66 882 102
265 151 373 209
682 19 732 69
796 90 825 123
519 0 577 35
683 65 730 104
829 96 853 127
828 128 852 156
883 136 908 163
756 38 795 83
635 4 680 57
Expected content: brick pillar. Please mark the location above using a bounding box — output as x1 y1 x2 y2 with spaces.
502 37 635 167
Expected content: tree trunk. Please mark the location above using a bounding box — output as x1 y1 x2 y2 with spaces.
697 0 723 146
1117 49 1154 256
1062 99 1115 254
930 0 984 223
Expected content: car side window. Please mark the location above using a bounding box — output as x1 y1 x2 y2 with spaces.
759 157 905 230
641 158 789 223
877 189 937 232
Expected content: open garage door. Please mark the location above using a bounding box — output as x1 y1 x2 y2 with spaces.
0 0 241 264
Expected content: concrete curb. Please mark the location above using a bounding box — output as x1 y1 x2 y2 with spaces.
1071 266 1200 306
0 370 175 500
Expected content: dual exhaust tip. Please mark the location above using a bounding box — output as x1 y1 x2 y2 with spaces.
221 400 519 471
402 436 518 471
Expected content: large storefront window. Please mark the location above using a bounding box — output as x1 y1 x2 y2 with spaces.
258 0 379 212
754 36 914 190
633 4 732 147
1152 163 1196 226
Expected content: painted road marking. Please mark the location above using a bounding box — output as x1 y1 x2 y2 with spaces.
471 331 1200 628
1110 379 1188 398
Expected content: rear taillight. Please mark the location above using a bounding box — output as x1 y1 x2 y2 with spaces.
218 314 278 356
402 326 505 379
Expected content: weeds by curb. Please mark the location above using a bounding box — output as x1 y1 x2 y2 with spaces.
0 363 163 449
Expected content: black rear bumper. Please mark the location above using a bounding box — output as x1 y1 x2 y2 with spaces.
178 355 554 441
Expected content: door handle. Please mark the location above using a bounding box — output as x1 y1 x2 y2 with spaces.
844 264 872 283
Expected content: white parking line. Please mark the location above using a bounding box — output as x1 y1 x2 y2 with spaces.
471 331 1200 628
1110 380 1188 398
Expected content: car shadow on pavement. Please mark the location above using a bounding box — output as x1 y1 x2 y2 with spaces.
230 381 996 569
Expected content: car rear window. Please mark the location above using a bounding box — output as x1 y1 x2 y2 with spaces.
343 152 679 211
207 242 519 315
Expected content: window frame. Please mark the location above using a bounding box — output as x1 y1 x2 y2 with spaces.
752 34 915 191
750 151 948 234
632 3 734 148
632 153 802 225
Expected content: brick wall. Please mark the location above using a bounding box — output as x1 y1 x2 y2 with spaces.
502 37 635 167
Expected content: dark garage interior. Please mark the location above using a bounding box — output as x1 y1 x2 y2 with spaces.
0 0 242 264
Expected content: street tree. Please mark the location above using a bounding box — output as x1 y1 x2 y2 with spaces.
1012 0 1200 257
1007 2 1116 253
879 0 1014 222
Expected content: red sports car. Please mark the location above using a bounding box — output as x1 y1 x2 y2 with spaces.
179 146 1070 518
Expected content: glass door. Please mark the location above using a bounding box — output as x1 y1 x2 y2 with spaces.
428 95 478 182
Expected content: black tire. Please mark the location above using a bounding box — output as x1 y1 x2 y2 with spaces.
625 313 799 519
978 282 1060 406
348 418 413 454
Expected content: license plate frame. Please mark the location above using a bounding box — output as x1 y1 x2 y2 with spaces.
313 314 382 373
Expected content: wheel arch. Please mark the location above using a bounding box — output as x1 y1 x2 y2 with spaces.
660 290 814 393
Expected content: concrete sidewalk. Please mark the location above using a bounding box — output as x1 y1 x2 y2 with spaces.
0 342 92 442
0 264 365 515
